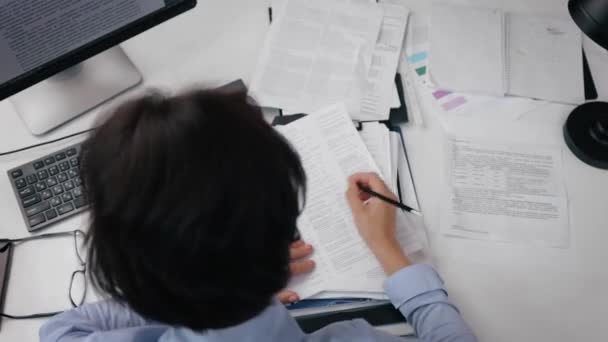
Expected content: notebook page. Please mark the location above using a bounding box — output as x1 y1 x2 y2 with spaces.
506 13 584 104
429 4 505 95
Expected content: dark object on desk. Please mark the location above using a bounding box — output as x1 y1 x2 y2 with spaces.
7 143 88 232
390 74 409 123
564 102 608 169
565 0 608 169
359 186 419 214
295 302 405 334
0 242 12 331
583 50 599 100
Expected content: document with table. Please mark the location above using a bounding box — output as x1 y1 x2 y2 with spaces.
276 104 425 299
441 137 569 247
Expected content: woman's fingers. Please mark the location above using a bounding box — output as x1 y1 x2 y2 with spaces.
290 242 313 260
290 259 315 276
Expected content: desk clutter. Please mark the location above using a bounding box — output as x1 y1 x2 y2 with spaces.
249 0 583 303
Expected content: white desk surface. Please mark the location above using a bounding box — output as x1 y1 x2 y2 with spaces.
1 1 607 341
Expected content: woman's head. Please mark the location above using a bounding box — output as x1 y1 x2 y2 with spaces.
80 88 305 330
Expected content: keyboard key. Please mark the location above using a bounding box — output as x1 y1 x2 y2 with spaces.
55 152 66 160
25 200 51 217
37 170 49 180
61 192 73 202
45 209 58 220
19 186 35 198
49 166 59 175
28 213 46 227
52 185 64 195
35 182 47 192
15 178 27 189
33 161 45 170
11 169 23 178
73 187 83 198
57 173 68 183
57 203 74 215
64 180 74 190
59 161 70 171
41 189 53 200
44 156 56 165
70 158 79 167
74 177 82 186
22 194 42 208
68 169 79 179
46 177 58 187
26 174 37 184
50 197 62 207
74 196 88 209
66 148 77 157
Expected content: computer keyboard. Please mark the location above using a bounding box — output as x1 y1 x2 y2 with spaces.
7 143 88 232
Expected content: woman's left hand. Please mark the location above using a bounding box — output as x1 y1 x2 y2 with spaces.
277 240 315 304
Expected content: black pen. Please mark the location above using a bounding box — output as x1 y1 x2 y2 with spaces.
359 186 420 215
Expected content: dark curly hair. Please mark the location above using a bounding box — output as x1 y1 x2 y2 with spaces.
80 87 305 330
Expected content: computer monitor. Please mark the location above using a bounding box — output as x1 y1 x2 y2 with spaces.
0 0 197 135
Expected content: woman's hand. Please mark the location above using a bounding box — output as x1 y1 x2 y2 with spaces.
277 240 315 304
346 172 411 275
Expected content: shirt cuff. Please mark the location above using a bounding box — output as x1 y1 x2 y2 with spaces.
383 264 446 309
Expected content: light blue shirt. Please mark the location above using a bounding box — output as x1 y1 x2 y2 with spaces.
40 264 476 342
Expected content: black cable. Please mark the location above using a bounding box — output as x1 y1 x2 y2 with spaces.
0 127 95 157
0 311 62 319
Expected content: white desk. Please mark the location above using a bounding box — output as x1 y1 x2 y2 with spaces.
1 0 607 341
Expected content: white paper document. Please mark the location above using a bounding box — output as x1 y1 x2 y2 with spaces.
441 138 569 247
360 122 396 193
506 14 584 104
430 4 505 95
251 0 383 116
396 134 420 211
276 104 423 298
429 4 584 104
358 3 410 120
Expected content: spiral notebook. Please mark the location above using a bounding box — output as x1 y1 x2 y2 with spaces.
429 4 584 105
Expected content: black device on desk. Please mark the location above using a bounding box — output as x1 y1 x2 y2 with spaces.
565 0 608 169
7 144 87 232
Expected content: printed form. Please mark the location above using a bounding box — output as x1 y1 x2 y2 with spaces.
441 138 569 247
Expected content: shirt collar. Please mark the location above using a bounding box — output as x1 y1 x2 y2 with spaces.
160 299 305 342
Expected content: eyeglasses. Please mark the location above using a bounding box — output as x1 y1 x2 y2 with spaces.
0 230 87 320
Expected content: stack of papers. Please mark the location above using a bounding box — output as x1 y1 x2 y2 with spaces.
276 104 426 299
360 122 419 211
252 0 410 121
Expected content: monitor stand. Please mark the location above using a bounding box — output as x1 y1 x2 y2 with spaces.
9 46 142 136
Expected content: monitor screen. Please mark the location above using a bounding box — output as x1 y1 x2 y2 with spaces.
0 0 196 101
